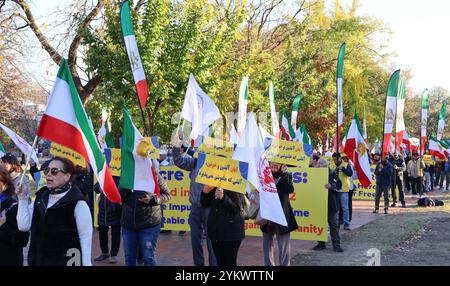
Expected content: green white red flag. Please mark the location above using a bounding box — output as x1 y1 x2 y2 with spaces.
335 43 346 151
280 112 295 141
120 0 148 108
291 94 302 131
421 89 429 155
237 77 249 138
343 114 372 188
119 104 160 195
382 70 400 158
395 78 406 154
437 102 446 141
37 59 121 203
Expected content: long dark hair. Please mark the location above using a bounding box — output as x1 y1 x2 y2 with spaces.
0 165 15 197
1 153 23 173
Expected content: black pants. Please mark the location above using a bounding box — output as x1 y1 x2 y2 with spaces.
212 240 242 266
404 172 411 192
434 172 441 187
327 190 340 246
391 176 405 204
429 170 435 189
410 177 422 196
375 184 389 210
99 225 121 256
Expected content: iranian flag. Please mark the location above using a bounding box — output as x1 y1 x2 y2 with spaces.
237 77 249 138
233 112 287 226
0 140 5 157
97 109 114 151
402 131 411 152
119 104 160 195
429 136 446 160
294 124 313 157
343 114 372 188
437 102 446 140
335 43 346 152
382 70 400 158
395 78 406 154
120 0 148 108
421 89 429 155
280 112 295 141
37 59 121 203
291 94 302 131
269 82 280 138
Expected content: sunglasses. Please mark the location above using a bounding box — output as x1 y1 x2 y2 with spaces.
43 167 67 176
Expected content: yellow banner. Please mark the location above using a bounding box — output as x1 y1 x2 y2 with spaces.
194 153 248 194
50 142 86 167
423 155 435 166
266 140 310 168
353 165 397 200
244 168 328 242
159 166 191 231
197 136 234 158
105 148 122 177
160 166 328 241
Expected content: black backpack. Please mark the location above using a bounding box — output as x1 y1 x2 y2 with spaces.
417 197 434 207
434 199 445 207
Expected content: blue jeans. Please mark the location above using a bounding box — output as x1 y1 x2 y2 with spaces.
122 224 161 266
338 192 349 226
188 205 217 266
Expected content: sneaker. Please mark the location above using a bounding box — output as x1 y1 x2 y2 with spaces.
312 243 326 251
401 203 406 208
344 225 351 231
384 209 388 214
94 253 110 261
178 231 187 236
373 209 379 214
333 245 344 252
109 256 118 264
391 203 397 207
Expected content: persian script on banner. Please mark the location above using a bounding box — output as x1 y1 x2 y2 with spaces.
265 139 310 168
195 152 249 193
50 142 86 167
197 136 235 158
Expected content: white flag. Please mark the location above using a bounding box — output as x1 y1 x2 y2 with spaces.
0 123 39 166
181 74 221 140
232 113 287 226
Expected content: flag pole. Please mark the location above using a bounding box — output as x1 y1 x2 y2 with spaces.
19 136 38 187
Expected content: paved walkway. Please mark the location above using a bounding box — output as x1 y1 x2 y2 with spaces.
93 199 382 266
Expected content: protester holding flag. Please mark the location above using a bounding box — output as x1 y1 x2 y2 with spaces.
339 155 355 230
200 185 246 266
312 157 344 253
373 155 393 214
1 154 30 199
261 162 298 266
0 166 29 266
390 153 406 208
407 152 426 198
171 135 217 266
16 157 93 266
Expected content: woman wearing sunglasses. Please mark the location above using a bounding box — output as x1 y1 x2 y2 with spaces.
0 166 29 266
16 157 93 266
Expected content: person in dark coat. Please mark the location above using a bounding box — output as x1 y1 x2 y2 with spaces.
0 166 29 266
73 165 94 220
261 162 298 266
201 185 246 266
374 155 393 214
93 176 122 264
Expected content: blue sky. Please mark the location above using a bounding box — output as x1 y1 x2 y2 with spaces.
24 0 450 93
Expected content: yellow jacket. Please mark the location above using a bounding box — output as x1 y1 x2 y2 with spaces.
330 161 352 192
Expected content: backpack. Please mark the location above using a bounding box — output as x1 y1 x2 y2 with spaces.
417 197 434 207
434 199 445 207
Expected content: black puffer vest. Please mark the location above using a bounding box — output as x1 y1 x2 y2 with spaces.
28 184 87 266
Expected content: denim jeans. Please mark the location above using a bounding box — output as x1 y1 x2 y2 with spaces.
338 192 349 226
122 224 161 266
188 205 217 266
